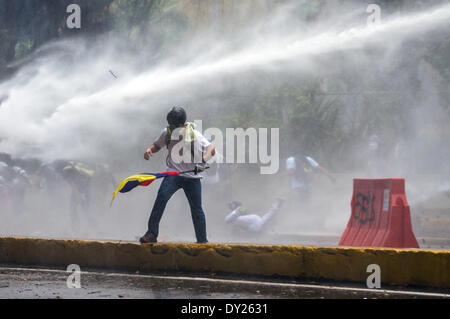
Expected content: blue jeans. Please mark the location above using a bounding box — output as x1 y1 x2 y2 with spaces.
147 175 207 243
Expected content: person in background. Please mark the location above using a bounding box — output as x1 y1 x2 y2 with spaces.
286 153 335 206
39 160 95 222
202 134 233 205
225 198 285 234
60 162 95 220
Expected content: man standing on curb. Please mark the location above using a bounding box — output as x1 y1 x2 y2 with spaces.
140 106 215 244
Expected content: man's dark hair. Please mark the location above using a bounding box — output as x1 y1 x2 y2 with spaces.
167 106 187 127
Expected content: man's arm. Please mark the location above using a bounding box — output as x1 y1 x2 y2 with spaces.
144 144 161 160
316 165 336 184
286 157 296 177
306 156 335 184
225 209 239 224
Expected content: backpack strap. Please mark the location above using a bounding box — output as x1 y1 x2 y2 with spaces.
165 125 202 163
165 126 172 149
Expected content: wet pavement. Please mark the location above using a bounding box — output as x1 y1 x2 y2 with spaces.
0 265 448 299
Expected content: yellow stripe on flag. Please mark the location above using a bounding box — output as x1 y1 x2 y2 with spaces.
110 174 157 207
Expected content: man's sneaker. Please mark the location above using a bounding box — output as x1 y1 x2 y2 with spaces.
139 231 157 244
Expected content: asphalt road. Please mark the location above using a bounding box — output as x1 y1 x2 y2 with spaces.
0 265 449 299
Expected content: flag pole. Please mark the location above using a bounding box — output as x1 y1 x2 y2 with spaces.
179 165 209 176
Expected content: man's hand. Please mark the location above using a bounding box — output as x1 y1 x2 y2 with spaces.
202 145 216 163
144 144 161 160
144 148 153 160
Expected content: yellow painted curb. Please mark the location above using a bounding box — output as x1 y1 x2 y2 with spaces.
0 236 449 289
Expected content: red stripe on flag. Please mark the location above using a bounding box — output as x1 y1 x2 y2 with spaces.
162 171 180 176
140 180 155 186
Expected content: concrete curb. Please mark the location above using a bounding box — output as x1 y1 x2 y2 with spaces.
0 236 449 289
224 234 450 249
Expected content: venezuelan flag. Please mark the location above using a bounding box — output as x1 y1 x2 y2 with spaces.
110 171 179 206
